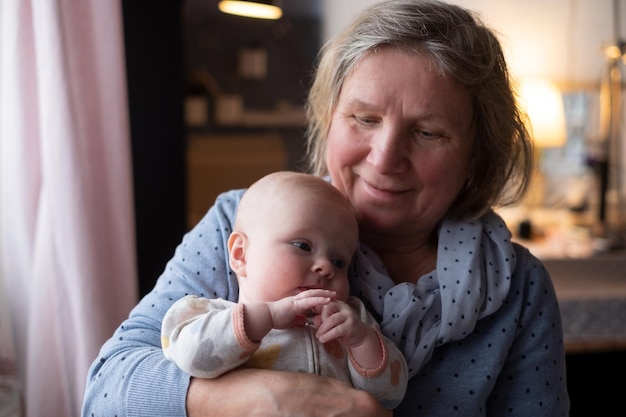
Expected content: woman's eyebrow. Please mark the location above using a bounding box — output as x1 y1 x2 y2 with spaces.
341 97 377 110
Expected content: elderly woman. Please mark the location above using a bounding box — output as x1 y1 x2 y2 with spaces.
82 1 570 416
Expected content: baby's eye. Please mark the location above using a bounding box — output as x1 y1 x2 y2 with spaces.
292 241 312 252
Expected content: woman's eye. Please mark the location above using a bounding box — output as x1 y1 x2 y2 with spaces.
414 128 442 140
292 241 312 252
354 115 377 125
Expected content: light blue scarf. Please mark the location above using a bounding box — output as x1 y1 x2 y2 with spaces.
350 210 515 377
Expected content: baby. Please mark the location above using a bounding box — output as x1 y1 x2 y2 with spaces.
161 171 407 409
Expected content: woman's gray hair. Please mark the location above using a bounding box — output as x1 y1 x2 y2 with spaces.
305 0 534 219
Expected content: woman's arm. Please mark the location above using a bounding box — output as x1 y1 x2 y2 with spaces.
486 247 570 416
82 189 390 417
187 368 392 417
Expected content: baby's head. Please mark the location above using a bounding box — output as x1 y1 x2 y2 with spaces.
229 171 359 303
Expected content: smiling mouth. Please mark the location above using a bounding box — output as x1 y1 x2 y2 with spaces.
361 178 410 196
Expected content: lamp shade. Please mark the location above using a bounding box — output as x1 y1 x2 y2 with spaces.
519 78 567 148
218 1 282 20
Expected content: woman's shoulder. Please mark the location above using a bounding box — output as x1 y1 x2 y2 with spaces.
511 242 552 283
187 188 246 234
508 241 559 307
213 188 246 215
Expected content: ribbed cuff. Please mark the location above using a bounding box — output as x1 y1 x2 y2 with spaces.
127 352 190 417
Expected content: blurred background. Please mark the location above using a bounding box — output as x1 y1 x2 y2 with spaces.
1 1 625 416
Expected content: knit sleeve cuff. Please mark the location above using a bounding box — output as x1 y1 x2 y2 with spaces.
233 303 260 352
126 351 190 417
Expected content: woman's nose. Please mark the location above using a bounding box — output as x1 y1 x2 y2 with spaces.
367 127 409 174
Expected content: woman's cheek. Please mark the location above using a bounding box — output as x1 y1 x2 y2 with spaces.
327 123 366 167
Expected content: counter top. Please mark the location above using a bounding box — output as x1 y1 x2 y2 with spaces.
543 254 626 353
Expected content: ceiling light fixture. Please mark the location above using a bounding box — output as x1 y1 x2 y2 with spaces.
218 1 283 20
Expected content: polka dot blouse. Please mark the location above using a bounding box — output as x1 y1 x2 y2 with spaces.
82 189 570 417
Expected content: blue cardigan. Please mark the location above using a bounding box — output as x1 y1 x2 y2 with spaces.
82 188 570 417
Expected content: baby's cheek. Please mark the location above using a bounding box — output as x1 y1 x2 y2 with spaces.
332 277 351 302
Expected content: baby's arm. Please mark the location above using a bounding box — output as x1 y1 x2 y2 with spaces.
162 290 335 378
243 289 336 342
161 296 252 378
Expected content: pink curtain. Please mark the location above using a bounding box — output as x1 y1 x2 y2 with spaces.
0 0 138 416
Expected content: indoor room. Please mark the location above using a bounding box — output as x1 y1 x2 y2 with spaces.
0 1 624 416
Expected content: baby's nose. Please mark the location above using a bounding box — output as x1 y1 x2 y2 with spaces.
313 258 334 279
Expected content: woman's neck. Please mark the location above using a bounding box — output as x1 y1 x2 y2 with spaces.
361 230 438 285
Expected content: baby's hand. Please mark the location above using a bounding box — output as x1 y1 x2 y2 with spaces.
313 302 384 370
269 289 336 329
313 301 369 347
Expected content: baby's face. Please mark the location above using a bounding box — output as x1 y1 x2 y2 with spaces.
239 192 358 303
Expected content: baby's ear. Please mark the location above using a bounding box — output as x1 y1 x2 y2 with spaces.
227 231 247 277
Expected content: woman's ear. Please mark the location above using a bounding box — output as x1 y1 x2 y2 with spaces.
227 231 247 277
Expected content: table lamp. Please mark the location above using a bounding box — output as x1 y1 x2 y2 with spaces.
519 78 567 149
515 78 567 239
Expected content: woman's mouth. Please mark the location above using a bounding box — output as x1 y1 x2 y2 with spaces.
360 177 410 198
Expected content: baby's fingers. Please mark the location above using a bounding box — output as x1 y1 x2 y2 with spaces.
296 289 337 299
293 295 333 314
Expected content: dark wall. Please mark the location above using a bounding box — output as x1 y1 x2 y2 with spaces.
183 11 319 108
120 2 320 298
122 0 187 298
182 4 322 172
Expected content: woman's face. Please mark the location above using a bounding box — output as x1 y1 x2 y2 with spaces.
326 47 475 239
